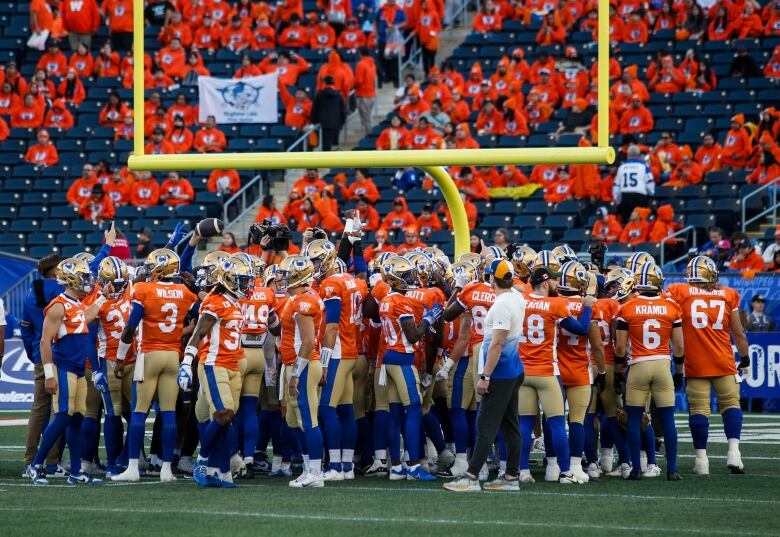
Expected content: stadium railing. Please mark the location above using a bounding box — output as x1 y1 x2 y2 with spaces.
742 178 779 232
222 173 265 227
660 225 697 267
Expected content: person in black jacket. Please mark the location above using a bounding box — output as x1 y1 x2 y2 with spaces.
729 47 761 78
311 76 346 151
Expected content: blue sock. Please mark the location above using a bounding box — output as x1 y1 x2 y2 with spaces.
449 408 468 454
405 403 423 462
466 410 477 450
642 425 657 464
388 404 403 463
355 416 372 463
607 417 628 463
201 419 222 459
118 413 130 467
547 416 570 472
337 404 357 471
67 414 84 475
128 411 146 461
33 412 71 467
626 406 644 473
657 407 677 472
80 416 99 464
318 405 340 470
688 413 709 449
584 414 597 464
104 415 123 467
257 409 273 453
206 426 224 469
519 415 536 470
599 414 613 449
542 416 555 458
160 411 176 463
279 422 294 460
569 421 584 459
305 426 323 462
422 412 446 453
295 428 308 456
219 424 235 473
722 408 742 440
239 396 259 459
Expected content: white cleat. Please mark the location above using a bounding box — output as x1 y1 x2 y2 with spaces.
230 454 244 476
518 469 535 483
437 449 455 469
443 474 481 492
343 469 355 480
544 460 561 482
607 463 632 478
639 451 648 474
532 437 545 453
599 449 614 473
586 463 602 480
289 473 324 488
364 459 388 477
559 471 586 484
643 464 662 478
569 458 590 483
693 456 710 475
111 467 140 482
322 469 345 481
727 449 745 474
160 465 177 482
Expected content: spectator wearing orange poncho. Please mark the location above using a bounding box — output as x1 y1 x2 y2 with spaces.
416 204 443 239
405 117 442 149
382 197 417 230
364 228 395 261
376 114 409 150
355 197 380 231
475 99 504 135
489 58 513 96
694 132 722 173
649 132 683 180
399 87 430 124
156 38 187 79
592 206 623 244
649 55 685 93
536 11 566 45
545 167 574 204
619 208 650 246
571 138 600 202
495 165 530 187
721 114 752 169
209 169 242 196
339 168 381 203
24 129 59 167
395 227 428 255
337 18 367 49
11 93 44 129
746 151 780 185
446 88 470 124
622 10 649 43
649 204 683 245
455 167 490 201
619 95 654 134
524 90 553 127
79 184 115 222
279 84 312 130
258 50 310 87
764 46 780 79
454 123 479 149
43 99 74 129
611 65 649 102
314 188 345 233
309 15 337 50
317 51 353 101
422 68 452 109
667 148 703 187
473 0 502 33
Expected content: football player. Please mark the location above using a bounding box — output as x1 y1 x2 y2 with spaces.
615 263 684 481
112 249 198 482
306 239 362 481
517 266 593 484
277 255 327 488
667 256 750 474
181 255 255 487
510 245 536 294
26 258 108 485
379 255 442 481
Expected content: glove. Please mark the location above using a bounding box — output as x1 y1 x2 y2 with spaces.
613 370 625 395
673 372 684 391
178 363 193 391
737 354 750 371
436 357 455 381
454 270 470 289
369 273 383 288
423 303 444 326
594 371 606 394
92 370 108 394
169 222 187 247
420 373 432 389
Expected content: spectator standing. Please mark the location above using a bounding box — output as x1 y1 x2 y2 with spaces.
29 0 55 50
745 295 775 332
354 47 377 136
62 0 100 50
103 0 134 52
136 227 154 259
311 76 346 151
375 0 407 86
612 145 655 223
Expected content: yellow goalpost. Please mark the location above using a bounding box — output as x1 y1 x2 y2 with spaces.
127 0 615 257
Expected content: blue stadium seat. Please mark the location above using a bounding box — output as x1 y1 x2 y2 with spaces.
10 220 39 233
70 221 100 233
544 214 575 230
27 246 58 258
26 232 54 246
481 215 511 228
50 206 78 219
562 228 591 243
523 201 551 215
18 206 49 219
683 199 713 213
520 228 552 243
491 200 521 215
513 215 543 228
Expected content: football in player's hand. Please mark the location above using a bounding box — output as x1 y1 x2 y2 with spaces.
196 218 224 238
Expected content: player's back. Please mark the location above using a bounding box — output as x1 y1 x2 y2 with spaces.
456 281 495 351
133 280 198 353
666 282 739 377
557 295 591 386
320 272 361 359
617 295 682 364
379 292 416 357
279 289 323 364
98 284 134 361
520 293 570 376
241 281 276 335
46 293 91 371
199 292 245 369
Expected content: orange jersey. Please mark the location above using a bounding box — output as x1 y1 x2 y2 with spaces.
45 293 92 372
354 278 368 355
132 281 198 353
240 282 276 335
97 285 135 363
617 295 682 364
666 283 740 378
594 298 620 364
406 286 446 369
379 292 418 356
47 294 89 339
198 293 244 370
443 316 460 355
371 281 391 363
279 290 323 365
319 273 364 360
456 282 495 351
519 293 571 377
513 278 531 294
557 296 592 386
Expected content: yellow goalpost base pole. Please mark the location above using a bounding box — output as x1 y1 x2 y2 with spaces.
423 166 469 258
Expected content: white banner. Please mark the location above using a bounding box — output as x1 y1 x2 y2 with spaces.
198 72 279 124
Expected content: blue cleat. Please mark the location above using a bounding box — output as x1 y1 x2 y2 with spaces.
26 465 49 486
389 467 408 480
193 464 209 486
205 473 237 488
407 466 437 481
68 473 103 485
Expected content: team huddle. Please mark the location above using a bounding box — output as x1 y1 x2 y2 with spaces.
25 220 752 489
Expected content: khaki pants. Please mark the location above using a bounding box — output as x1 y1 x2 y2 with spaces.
83 366 102 419
51 365 87 416
322 359 356 408
352 355 369 419
24 363 63 466
241 347 266 399
200 364 243 414
447 356 477 411
597 364 617 417
686 376 741 416
421 363 446 414
373 364 389 412
517 375 565 417
134 351 180 413
565 385 592 425
471 343 483 403
626 360 675 408
356 96 375 135
283 361 322 431
385 364 421 407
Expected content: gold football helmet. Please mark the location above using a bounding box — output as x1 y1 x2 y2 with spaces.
193 251 228 290
552 244 577 264
144 248 180 281
382 255 419 291
445 260 478 288
603 268 634 298
422 246 449 269
686 255 718 286
511 246 537 278
482 245 506 266
263 263 280 287
584 272 598 297
558 261 589 294
406 251 434 286
370 251 395 275
56 258 96 294
625 252 655 275
74 252 95 265
97 256 129 298
277 255 316 292
333 258 348 274
533 250 562 273
219 255 255 299
303 238 337 279
615 274 637 301
635 263 664 293
457 252 483 270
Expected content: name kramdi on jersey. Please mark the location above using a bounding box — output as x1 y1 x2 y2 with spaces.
635 305 669 315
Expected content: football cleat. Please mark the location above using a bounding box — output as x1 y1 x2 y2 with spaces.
667 470 683 481
230 454 245 476
559 472 586 484
253 452 272 474
25 465 49 486
437 449 455 469
483 475 520 491
407 466 437 481
643 464 662 478
270 467 293 477
177 457 195 475
607 463 632 478
532 437 545 453
727 449 745 474
693 456 710 475
45 464 70 478
599 449 614 473
438 457 468 478
586 463 602 480
111 467 140 482
145 463 162 477
343 469 355 480
104 465 122 478
389 467 408 480
289 473 325 488
570 458 590 483
80 460 100 475
518 469 535 483
625 470 643 480
639 451 648 473
443 474 481 492
160 464 176 482
544 460 561 482
237 465 255 479
193 464 209 486
68 473 103 485
364 459 388 477
322 469 345 481
206 473 236 488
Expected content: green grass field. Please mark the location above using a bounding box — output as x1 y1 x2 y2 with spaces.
1 413 779 537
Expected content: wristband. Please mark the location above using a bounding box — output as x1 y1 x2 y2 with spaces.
320 347 332 368
291 356 307 378
673 355 684 365
43 363 54 379
613 355 626 365
479 374 490 381
268 315 280 329
442 357 455 371
117 340 131 362
183 345 198 366
93 294 107 308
